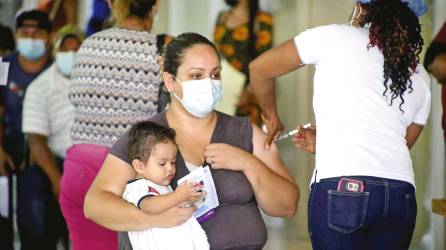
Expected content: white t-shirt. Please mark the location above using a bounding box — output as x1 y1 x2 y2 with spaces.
293 24 431 187
22 64 75 158
123 178 209 250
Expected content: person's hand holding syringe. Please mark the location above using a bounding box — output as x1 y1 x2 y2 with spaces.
275 123 316 154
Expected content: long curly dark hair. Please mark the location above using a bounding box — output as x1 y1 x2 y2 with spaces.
359 0 423 111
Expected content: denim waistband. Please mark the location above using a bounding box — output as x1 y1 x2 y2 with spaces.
318 176 413 188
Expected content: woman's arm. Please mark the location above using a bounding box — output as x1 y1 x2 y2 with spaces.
204 125 299 218
249 39 305 147
246 124 299 217
28 134 61 198
84 154 195 231
406 123 424 149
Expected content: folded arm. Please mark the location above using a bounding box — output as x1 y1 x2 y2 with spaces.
84 154 195 231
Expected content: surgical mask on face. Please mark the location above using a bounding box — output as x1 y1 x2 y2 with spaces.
56 51 76 77
172 77 223 118
17 38 46 60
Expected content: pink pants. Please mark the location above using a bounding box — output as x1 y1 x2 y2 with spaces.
60 144 118 250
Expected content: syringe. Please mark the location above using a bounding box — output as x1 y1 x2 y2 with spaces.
274 123 312 142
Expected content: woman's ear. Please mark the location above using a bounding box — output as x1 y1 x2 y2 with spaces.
163 72 175 93
132 159 146 175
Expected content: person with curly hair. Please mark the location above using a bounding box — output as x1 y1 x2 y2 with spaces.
249 0 430 249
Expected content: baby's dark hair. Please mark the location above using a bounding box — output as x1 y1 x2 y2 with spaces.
127 121 176 163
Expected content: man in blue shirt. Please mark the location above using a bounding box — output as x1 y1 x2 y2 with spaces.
0 10 52 250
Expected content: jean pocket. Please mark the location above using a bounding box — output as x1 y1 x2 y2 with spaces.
328 190 369 233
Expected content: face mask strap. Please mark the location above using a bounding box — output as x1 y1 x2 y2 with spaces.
169 74 183 101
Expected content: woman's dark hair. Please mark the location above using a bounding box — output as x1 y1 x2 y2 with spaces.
359 0 423 111
128 121 176 163
113 0 157 22
15 10 52 32
163 32 220 76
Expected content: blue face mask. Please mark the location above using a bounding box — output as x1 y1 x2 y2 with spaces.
16 38 46 60
56 51 76 77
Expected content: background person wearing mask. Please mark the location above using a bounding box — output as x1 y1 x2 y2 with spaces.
20 25 85 250
250 0 430 249
58 0 169 249
424 21 446 216
0 10 52 250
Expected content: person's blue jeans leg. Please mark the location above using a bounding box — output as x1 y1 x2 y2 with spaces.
0 173 14 250
308 176 417 250
17 160 68 250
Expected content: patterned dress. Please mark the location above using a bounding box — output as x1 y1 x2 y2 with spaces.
214 11 273 78
69 27 162 147
214 11 273 124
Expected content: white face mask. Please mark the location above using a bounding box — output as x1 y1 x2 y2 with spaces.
55 51 76 76
172 77 223 118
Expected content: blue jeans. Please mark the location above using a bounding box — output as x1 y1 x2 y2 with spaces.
308 176 417 250
17 159 68 250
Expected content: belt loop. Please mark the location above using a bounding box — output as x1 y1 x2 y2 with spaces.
383 180 389 218
313 169 318 184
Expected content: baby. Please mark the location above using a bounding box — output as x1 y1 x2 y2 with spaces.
123 121 209 250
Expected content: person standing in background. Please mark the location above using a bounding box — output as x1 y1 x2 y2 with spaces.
214 0 273 124
0 24 15 57
0 10 52 250
424 22 446 134
37 0 78 32
85 0 113 36
58 0 168 249
250 0 430 249
424 21 446 217
20 25 84 250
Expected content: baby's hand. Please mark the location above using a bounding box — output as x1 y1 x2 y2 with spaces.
175 182 204 203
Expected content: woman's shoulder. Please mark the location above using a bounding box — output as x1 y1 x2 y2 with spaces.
216 112 253 151
216 10 230 24
82 27 157 47
216 111 251 128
